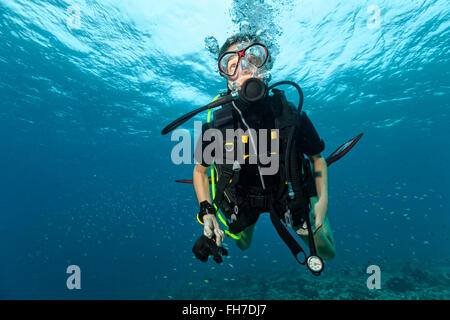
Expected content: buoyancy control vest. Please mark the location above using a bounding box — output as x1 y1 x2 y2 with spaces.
209 89 314 237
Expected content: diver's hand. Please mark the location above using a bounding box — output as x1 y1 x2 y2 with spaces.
296 199 328 236
312 199 328 234
203 214 225 246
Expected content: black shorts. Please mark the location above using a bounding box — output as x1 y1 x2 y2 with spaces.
219 193 270 235
219 174 316 234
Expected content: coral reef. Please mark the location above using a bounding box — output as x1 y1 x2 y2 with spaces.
151 263 450 300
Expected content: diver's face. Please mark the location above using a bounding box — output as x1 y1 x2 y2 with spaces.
225 42 264 92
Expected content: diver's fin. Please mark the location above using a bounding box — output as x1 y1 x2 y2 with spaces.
175 133 363 183
175 178 212 184
325 133 363 166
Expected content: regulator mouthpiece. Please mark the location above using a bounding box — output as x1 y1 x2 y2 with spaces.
238 77 267 105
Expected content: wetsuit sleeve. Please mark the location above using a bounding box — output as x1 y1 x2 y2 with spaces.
194 122 214 167
295 111 325 156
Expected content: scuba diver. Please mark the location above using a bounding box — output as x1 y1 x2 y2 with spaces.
162 33 363 275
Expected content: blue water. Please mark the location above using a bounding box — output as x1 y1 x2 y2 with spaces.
0 0 449 299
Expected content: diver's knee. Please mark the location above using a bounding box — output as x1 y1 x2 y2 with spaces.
236 239 251 251
236 224 255 251
321 251 335 261
317 245 335 260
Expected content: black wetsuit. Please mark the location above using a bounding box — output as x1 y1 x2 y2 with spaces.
194 100 325 229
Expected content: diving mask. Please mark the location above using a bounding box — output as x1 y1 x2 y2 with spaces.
218 42 269 79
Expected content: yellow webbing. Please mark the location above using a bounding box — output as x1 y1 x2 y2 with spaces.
207 94 241 240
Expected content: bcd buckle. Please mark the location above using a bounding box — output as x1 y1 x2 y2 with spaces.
248 194 268 208
284 208 292 228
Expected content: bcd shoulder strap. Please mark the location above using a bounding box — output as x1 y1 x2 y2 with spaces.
210 103 238 209
270 89 300 129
